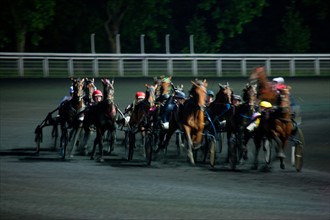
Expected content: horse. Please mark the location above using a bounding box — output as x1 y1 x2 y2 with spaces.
204 83 232 166
58 78 85 159
225 83 257 169
160 79 208 165
250 67 294 170
81 79 117 162
67 77 97 157
127 83 157 161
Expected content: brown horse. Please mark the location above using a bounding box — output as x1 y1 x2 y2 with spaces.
58 78 85 159
250 67 294 170
160 79 207 165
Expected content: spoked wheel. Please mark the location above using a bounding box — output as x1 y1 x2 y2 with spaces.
145 132 153 166
263 138 272 165
291 127 304 172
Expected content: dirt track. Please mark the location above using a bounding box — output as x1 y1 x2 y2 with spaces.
0 77 329 220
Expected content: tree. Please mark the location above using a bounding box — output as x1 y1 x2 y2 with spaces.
1 0 55 52
96 0 171 53
277 1 311 53
184 0 267 53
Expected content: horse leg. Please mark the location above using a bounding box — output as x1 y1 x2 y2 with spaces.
109 129 116 154
90 130 100 160
81 127 91 156
97 130 105 162
69 126 82 158
252 133 262 170
279 138 288 170
228 132 237 170
183 125 195 165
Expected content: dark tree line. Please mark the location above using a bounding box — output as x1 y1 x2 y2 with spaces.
0 0 329 53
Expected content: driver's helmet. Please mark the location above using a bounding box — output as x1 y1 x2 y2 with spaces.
259 101 272 108
233 94 242 101
69 86 74 94
135 91 145 100
92 89 103 97
207 89 215 97
174 90 186 99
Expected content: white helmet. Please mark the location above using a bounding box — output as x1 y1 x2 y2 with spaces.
272 77 284 84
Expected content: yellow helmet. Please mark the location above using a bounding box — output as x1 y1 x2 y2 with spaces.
259 101 272 108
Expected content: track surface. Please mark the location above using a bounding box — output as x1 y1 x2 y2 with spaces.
1 77 329 220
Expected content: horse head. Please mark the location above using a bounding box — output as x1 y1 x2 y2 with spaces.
101 78 115 102
249 66 278 104
84 77 95 102
242 83 257 106
145 83 157 106
71 78 85 99
190 79 208 107
160 76 173 95
215 82 232 104
249 66 267 84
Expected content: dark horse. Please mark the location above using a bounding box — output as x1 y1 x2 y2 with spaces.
68 77 96 157
82 79 117 162
226 83 257 169
160 79 208 165
205 83 232 166
127 83 157 161
58 78 85 159
250 66 293 170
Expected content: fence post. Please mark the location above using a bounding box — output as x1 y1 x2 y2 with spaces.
142 58 148 76
314 58 320 76
140 34 145 54
93 58 99 77
116 34 124 76
192 58 197 77
18 57 24 77
166 34 172 75
68 58 74 77
90 33 95 53
290 58 295 76
43 58 49 77
241 58 246 76
266 59 271 76
190 35 194 54
216 58 222 77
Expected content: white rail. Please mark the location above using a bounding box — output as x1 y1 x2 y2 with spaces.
0 53 329 77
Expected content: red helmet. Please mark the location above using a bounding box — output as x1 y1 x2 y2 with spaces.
135 91 145 99
92 89 103 97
